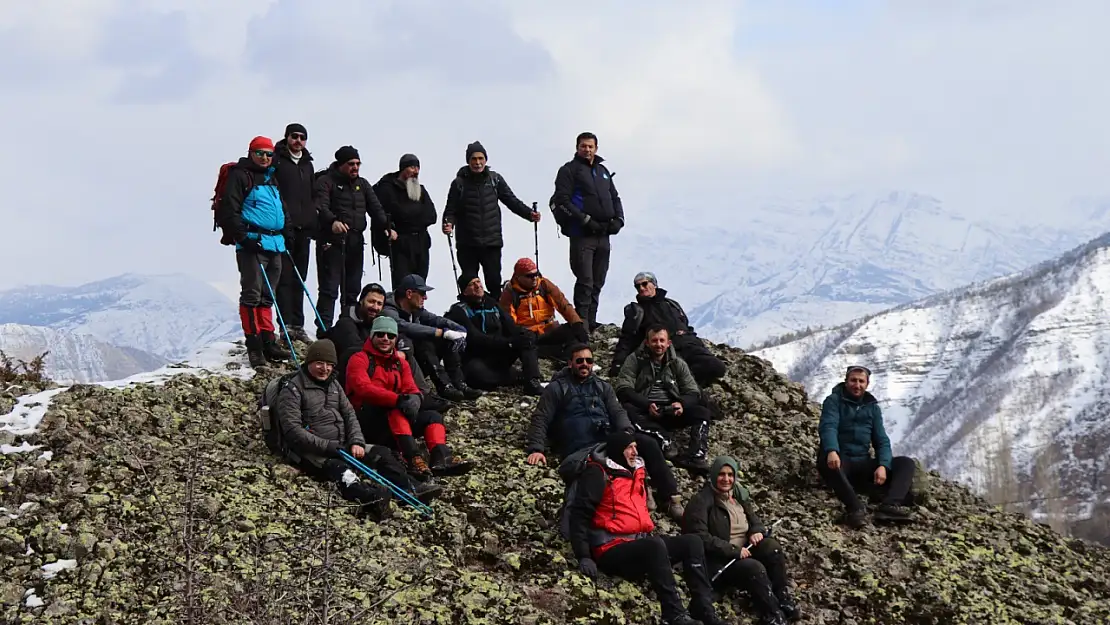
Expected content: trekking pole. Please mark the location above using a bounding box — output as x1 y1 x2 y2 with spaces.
446 232 460 291
259 263 300 366
710 518 782 582
532 201 540 272
337 449 434 517
283 250 326 333
386 236 395 291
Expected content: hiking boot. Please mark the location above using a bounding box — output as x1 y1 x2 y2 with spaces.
674 421 711 474
261 332 292 361
436 383 467 402
666 495 685 521
287 325 312 344
349 483 393 521
874 503 913 523
456 381 484 401
245 335 267 368
775 588 802 622
420 392 452 414
524 378 545 397
689 598 728 625
407 455 434 482
662 611 701 625
758 612 787 625
412 480 444 504
429 444 475 477
843 509 868 529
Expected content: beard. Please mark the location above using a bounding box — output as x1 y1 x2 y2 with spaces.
405 176 422 202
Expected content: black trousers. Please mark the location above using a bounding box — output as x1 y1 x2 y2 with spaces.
456 244 503 300
412 335 464 388
709 537 789 614
461 339 542 390
568 234 611 328
276 229 312 328
625 400 712 432
632 432 678 500
315 231 365 335
389 231 432 289
236 249 282 308
534 322 590 361
673 334 726 387
306 456 396 507
597 534 714 622
817 453 916 512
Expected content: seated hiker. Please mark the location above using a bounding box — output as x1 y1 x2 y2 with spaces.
381 274 483 402
613 324 712 473
526 343 686 520
445 273 545 396
683 456 800 625
610 272 726 388
345 316 474 480
272 339 442 519
817 365 915 527
331 282 450 413
500 257 589 361
567 431 729 625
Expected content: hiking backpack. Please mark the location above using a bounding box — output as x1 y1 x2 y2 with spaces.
258 371 301 460
555 442 607 540
210 161 239 245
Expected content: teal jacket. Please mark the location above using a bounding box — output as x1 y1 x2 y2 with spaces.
818 382 893 469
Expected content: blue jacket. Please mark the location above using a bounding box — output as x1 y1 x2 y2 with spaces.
818 382 893 469
218 157 287 254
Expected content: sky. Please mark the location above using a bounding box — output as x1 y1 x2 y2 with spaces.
3 0 1110 318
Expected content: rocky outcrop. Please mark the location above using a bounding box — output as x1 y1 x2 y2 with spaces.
1 327 1108 624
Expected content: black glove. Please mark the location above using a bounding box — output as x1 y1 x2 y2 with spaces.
578 558 598 580
606 219 623 235
585 219 606 235
395 393 421 420
236 234 263 253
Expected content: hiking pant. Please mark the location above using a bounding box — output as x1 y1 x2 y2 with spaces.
673 333 726 387
461 337 542 390
457 244 503 300
308 457 392 508
709 538 790 616
632 432 678 500
277 228 312 328
315 231 365 336
569 234 610 329
236 250 282 337
412 335 465 389
359 405 447 454
389 231 432 289
597 534 715 623
533 322 590 361
625 400 711 432
817 453 916 512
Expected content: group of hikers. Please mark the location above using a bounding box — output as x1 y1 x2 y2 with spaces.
220 124 919 625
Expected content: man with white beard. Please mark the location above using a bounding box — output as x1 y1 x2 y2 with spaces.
373 154 438 289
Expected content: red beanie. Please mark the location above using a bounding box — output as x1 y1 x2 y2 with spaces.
514 257 537 276
249 136 275 152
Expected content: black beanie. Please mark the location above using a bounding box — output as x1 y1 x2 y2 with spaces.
606 430 636 463
399 153 420 170
335 145 360 164
457 272 480 293
284 123 307 139
466 141 487 162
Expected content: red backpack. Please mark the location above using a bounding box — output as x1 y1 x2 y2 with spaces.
211 161 238 245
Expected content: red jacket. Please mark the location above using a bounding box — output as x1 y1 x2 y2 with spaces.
344 338 420 410
568 455 655 560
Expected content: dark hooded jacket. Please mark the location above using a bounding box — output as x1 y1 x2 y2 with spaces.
551 154 625 237
314 162 389 243
272 139 316 230
380 293 464 341
682 456 767 561
611 288 694 372
526 368 632 458
443 166 533 247
818 382 893 468
372 171 437 234
274 368 364 468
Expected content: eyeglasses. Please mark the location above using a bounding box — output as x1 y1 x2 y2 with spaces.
289 133 306 140
635 281 652 290
253 150 274 158
574 357 594 365
311 361 335 368
372 332 397 339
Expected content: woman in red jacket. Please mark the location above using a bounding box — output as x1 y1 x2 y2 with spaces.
345 316 473 480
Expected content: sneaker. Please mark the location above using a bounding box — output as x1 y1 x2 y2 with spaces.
874 503 913 523
843 509 868 529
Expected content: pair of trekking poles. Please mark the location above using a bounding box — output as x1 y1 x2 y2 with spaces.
445 201 542 294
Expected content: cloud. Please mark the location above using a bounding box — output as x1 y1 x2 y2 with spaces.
96 5 211 103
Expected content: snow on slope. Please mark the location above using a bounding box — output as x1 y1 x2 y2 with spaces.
0 323 166 383
753 232 1110 519
0 274 240 361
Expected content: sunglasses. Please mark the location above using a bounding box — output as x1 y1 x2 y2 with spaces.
253 150 274 158
524 272 540 279
635 281 652 290
574 357 594 365
289 133 306 140
372 331 397 339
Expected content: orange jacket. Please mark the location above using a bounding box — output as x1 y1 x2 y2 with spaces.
499 276 581 335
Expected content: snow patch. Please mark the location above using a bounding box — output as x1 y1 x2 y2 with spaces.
24 592 43 608
0 387 68 437
42 559 77 580
37 450 52 461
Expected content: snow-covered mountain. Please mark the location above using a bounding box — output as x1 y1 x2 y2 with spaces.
0 323 167 383
639 191 1110 349
752 232 1110 528
0 274 239 361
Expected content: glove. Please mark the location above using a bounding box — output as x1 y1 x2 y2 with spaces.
443 329 466 341
578 558 598 580
608 366 620 379
236 234 262 253
395 393 421 420
585 219 606 235
606 219 623 235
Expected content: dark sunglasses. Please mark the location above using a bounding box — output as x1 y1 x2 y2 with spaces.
635 281 652 290
289 133 306 140
372 331 397 339
524 272 540 279
574 357 594 365
253 150 274 158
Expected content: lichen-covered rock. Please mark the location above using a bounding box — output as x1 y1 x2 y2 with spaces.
0 326 1108 624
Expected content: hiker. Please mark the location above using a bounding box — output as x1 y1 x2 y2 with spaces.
273 340 443 520
381 274 483 402
372 153 437 287
314 145 394 338
613 325 712 473
566 431 729 625
817 365 916 527
271 123 316 343
550 132 625 333
683 456 800 625
500 257 589 361
526 343 686 521
610 272 726 388
442 141 541 301
215 135 292 368
345 316 474 480
329 282 451 413
445 273 545 396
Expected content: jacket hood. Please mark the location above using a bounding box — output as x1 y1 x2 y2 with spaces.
588 444 644 475
275 139 313 160
832 381 877 405
234 156 269 173
377 171 405 188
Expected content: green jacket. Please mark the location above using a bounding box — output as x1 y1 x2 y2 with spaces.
612 343 700 410
818 382 893 469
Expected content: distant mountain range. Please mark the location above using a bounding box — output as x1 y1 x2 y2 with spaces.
0 323 167 383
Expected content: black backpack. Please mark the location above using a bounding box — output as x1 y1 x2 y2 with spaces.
258 371 301 461
555 442 609 540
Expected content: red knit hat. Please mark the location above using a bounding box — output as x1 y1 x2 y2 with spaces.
514 257 538 276
249 136 275 152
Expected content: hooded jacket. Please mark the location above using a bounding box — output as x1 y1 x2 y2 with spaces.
568 446 653 560
344 337 421 411
380 293 465 341
682 456 767 561
499 276 581 334
272 139 316 230
526 368 632 458
613 342 701 410
818 382 893 468
216 157 287 253
611 288 695 374
442 166 533 247
445 293 519 357
274 368 364 467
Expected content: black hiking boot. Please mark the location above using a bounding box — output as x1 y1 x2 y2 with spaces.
456 382 484 400
775 587 802 622
662 610 701 625
524 378 545 397
412 480 444 504
428 444 475 477
436 383 467 402
261 331 292 361
874 503 913 523
843 508 868 529
752 584 788 625
287 325 312 344
350 483 393 521
689 598 728 625
420 392 452 414
674 421 711 474
245 335 267 369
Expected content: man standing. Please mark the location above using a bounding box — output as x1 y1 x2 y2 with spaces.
373 153 437 287
215 135 292 368
314 145 393 338
500 257 589 361
442 141 541 301
272 123 315 343
551 132 625 333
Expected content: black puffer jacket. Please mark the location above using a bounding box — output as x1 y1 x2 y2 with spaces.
611 288 694 371
551 154 625 237
443 166 533 247
314 162 389 244
274 369 364 467
373 171 437 234
272 139 316 230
